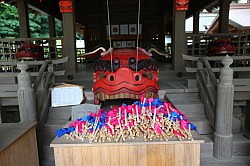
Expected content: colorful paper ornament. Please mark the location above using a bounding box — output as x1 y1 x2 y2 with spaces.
56 96 197 143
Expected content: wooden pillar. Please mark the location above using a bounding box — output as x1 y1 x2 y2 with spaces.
245 100 250 138
48 15 56 59
16 0 30 38
193 11 199 34
193 11 200 55
218 0 231 33
213 55 234 160
172 10 186 72
61 0 77 73
48 16 56 37
17 61 37 122
0 107 2 123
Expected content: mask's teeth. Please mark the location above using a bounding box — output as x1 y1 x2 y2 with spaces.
119 93 124 98
130 93 136 99
146 92 151 98
105 94 109 100
96 92 159 102
114 94 119 99
100 92 105 101
124 93 129 98
109 94 114 100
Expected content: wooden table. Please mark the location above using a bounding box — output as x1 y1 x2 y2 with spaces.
50 131 204 166
0 122 39 166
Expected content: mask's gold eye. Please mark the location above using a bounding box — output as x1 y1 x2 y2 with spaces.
99 73 106 79
142 72 153 80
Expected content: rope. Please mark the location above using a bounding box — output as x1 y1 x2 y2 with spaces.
136 0 141 72
106 0 113 72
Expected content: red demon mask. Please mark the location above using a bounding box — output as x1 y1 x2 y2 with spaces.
176 0 189 11
208 39 237 55
15 42 44 60
91 48 159 104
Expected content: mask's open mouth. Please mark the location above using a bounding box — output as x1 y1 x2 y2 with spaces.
94 89 158 104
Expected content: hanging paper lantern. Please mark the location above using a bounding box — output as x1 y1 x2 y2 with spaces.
176 0 189 11
59 0 73 13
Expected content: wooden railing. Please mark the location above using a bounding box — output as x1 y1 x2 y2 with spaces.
0 57 68 127
0 37 85 63
0 37 63 60
182 53 250 160
186 32 250 58
183 54 217 128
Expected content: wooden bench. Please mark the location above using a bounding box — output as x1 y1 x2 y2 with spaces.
0 122 39 166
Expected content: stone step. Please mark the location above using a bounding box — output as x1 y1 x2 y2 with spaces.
0 77 17 84
0 84 18 91
165 92 213 135
186 79 197 88
165 92 203 105
0 92 17 98
38 121 67 166
0 97 18 106
47 105 73 121
164 87 198 94
201 156 250 166
200 134 250 166
200 134 250 156
173 104 205 117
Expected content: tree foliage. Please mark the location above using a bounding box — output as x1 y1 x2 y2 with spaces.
0 2 63 38
0 3 19 38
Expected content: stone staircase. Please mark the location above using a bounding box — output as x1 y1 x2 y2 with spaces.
165 92 213 135
38 105 72 166
0 77 19 123
165 90 250 166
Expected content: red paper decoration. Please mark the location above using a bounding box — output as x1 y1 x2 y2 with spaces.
176 0 189 11
59 0 73 13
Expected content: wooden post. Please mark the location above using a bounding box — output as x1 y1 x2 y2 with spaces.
48 63 55 83
61 0 77 73
218 0 231 33
48 15 57 59
213 55 234 160
245 100 250 138
17 61 37 122
16 0 30 38
196 59 203 83
172 9 186 72
0 107 2 124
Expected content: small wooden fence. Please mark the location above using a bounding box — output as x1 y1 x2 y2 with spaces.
186 32 250 59
182 53 250 160
0 37 63 60
0 57 69 128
